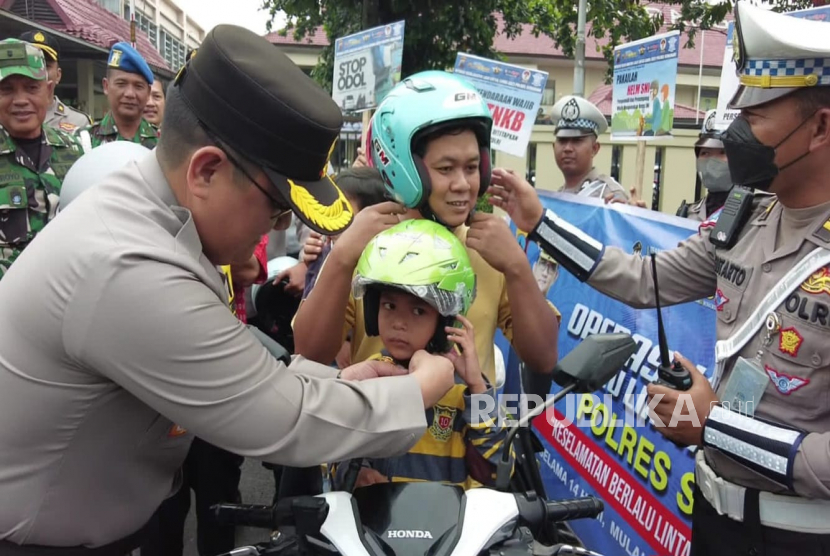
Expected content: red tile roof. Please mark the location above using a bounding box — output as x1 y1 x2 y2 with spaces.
36 0 169 70
588 83 706 120
264 26 330 47
265 2 731 69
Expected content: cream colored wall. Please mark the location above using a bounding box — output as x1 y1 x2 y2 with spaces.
285 49 325 69
158 0 181 28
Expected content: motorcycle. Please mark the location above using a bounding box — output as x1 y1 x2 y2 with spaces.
213 333 637 556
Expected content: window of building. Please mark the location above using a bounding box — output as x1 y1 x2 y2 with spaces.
536 83 555 125
526 143 537 187
651 147 665 210
160 28 187 71
611 145 623 182
698 88 719 113
121 3 158 48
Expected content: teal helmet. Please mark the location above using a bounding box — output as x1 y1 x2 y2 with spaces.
370 71 493 213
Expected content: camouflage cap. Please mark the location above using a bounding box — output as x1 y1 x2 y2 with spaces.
0 39 47 82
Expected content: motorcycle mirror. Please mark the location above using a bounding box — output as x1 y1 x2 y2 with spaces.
496 333 636 491
551 333 638 393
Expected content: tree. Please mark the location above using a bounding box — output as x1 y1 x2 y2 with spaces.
262 0 815 91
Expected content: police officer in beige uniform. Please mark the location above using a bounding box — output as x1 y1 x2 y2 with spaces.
19 30 92 134
0 25 453 553
677 109 733 222
489 4 830 553
550 95 629 202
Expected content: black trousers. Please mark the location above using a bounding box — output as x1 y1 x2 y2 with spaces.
691 486 830 556
140 438 244 556
262 464 323 505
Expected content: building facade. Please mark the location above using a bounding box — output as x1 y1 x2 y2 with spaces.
109 0 204 70
266 4 730 214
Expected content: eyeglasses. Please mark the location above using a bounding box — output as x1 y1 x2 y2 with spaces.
222 146 293 221
198 122 293 221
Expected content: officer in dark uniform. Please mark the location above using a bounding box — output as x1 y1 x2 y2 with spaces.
78 42 158 150
19 30 92 134
489 4 830 554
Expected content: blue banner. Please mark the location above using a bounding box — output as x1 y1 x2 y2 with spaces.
505 193 716 556
612 31 680 140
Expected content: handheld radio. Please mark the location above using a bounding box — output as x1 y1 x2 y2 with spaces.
651 253 693 391
709 186 754 249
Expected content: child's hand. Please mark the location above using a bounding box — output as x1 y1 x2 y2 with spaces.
355 467 389 488
445 315 487 395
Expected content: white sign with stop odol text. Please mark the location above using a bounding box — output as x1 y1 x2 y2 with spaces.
332 21 405 113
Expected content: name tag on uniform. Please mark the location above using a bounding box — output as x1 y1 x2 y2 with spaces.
720 356 768 418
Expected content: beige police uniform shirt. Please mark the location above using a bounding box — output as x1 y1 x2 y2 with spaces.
0 151 426 548
683 197 709 223
560 169 629 202
586 194 830 498
43 96 91 135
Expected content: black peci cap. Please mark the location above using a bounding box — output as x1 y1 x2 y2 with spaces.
173 24 353 235
20 30 60 62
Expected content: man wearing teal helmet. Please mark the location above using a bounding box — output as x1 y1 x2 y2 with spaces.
334 219 513 489
294 71 560 385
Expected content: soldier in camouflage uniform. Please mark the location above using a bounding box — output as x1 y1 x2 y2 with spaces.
0 39 83 279
78 42 158 151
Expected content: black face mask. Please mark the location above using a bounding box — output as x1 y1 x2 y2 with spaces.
721 113 815 191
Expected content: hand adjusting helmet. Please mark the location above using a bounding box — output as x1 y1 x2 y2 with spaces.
352 219 476 354
370 71 493 224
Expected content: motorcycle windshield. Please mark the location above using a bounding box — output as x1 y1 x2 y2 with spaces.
353 482 464 556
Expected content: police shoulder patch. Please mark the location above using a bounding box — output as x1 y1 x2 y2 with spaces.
765 365 809 395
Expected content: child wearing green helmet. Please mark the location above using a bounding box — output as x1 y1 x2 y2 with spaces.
334 219 513 489
294 71 560 390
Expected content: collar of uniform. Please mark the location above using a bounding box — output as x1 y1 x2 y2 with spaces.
135 151 225 298
582 168 600 184
0 125 16 155
43 124 77 148
50 96 62 115
97 112 117 135
137 118 159 139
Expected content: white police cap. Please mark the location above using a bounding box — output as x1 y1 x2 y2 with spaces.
695 109 726 151
730 1 830 109
551 95 608 138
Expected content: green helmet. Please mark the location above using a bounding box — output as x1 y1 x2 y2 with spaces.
353 219 476 348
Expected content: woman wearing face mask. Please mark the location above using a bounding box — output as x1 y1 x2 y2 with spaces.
676 110 734 221
486 3 830 554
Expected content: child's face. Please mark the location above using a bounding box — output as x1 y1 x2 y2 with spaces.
422 130 481 228
377 289 440 361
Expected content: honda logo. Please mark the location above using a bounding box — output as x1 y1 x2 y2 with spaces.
387 530 434 539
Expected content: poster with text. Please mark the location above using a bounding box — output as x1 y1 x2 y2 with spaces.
332 21 405 113
611 31 679 140
715 6 830 128
504 193 716 556
453 53 548 157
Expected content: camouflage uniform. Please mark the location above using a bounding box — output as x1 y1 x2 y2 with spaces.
0 125 83 278
80 112 159 150
0 39 84 278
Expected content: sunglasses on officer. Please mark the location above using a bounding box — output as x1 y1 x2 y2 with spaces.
198 121 293 222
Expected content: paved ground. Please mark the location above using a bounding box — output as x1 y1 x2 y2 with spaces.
133 458 277 556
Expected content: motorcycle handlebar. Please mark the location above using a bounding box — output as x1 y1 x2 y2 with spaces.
545 497 604 522
212 503 278 530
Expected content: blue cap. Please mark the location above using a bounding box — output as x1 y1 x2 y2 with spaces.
107 42 153 84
